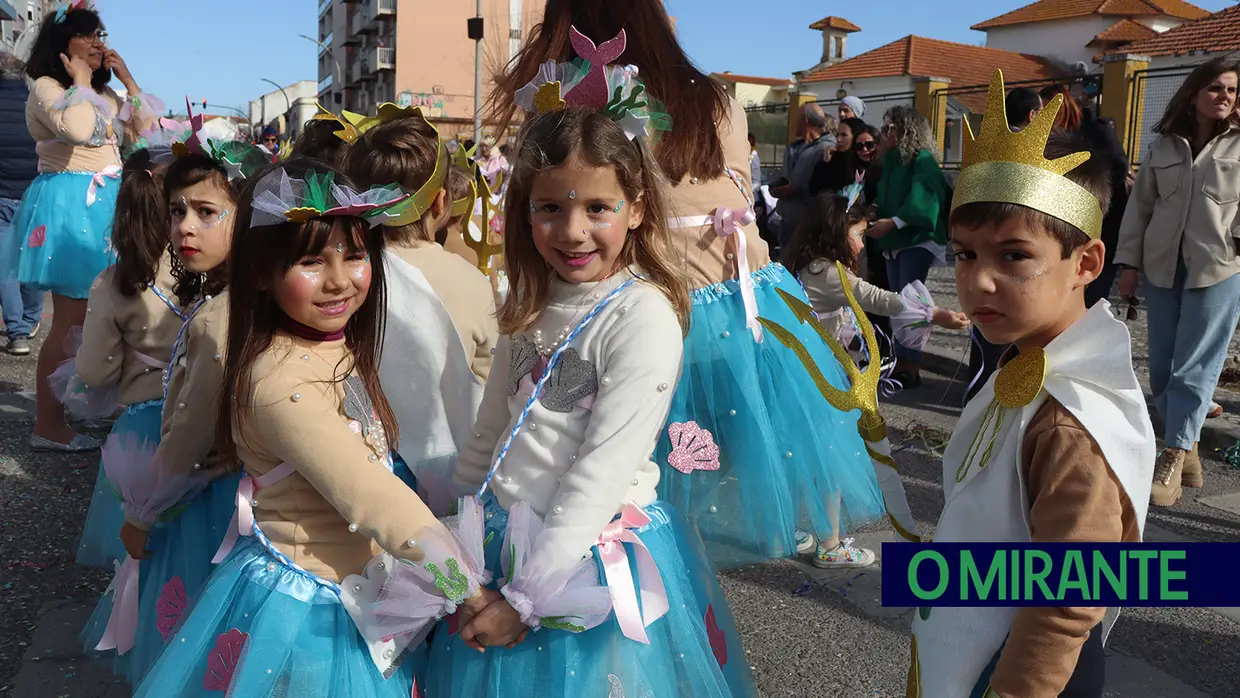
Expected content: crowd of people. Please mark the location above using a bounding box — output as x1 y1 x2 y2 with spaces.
0 0 1234 696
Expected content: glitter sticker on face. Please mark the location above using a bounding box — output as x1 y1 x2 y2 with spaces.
568 190 576 200
614 201 624 213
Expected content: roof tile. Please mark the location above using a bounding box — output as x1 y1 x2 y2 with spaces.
809 16 862 32
972 0 1209 31
1112 4 1240 56
1088 17 1159 44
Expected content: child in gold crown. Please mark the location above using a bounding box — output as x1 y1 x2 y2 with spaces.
906 71 1155 698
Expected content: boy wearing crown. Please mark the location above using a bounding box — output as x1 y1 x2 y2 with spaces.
906 71 1155 698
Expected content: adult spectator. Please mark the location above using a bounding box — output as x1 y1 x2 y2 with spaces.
866 105 948 387
478 136 508 190
840 95 865 121
1004 87 1041 130
1116 58 1240 506
1040 84 1083 131
258 124 280 158
810 116 868 196
0 53 45 357
9 6 159 452
748 132 761 186
773 102 833 247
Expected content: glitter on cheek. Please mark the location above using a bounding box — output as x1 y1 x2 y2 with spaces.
350 265 367 281
1008 262 1049 284
591 220 613 230
298 270 321 285
614 200 624 213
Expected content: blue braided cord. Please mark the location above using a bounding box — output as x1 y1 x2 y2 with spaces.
474 277 640 502
149 283 189 321
249 513 343 596
162 297 208 401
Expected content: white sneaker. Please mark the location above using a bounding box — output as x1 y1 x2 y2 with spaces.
812 538 876 569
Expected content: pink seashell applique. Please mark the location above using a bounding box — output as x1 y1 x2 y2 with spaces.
705 604 727 667
27 225 46 249
155 576 187 642
666 421 720 475
202 628 248 691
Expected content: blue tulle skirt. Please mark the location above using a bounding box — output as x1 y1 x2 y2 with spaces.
655 262 885 568
422 495 757 698
76 400 162 569
131 537 421 698
5 172 117 298
82 470 243 686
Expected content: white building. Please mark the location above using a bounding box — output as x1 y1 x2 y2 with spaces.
973 0 1210 68
248 79 319 139
1 0 52 58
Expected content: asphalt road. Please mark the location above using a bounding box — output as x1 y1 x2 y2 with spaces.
2 299 1238 698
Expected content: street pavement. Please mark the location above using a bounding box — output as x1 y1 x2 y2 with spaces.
2 284 1239 697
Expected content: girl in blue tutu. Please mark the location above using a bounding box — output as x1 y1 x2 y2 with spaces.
60 148 187 570
427 71 756 696
132 159 496 698
80 123 269 684
492 0 887 569
9 2 164 453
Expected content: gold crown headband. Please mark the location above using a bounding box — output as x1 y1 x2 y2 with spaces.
343 103 450 227
450 143 478 218
952 70 1103 240
311 103 361 145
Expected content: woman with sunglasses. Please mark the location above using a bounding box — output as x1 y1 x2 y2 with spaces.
6 3 161 453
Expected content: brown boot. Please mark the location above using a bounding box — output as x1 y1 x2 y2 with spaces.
1150 448 1187 507
1182 442 1204 488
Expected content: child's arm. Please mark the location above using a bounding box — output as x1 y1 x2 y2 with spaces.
76 273 123 389
847 270 907 318
471 282 499 382
453 335 514 493
30 78 103 146
988 400 1128 697
152 304 226 489
801 263 904 321
515 292 683 593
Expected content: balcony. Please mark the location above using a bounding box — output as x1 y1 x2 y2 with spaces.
364 0 395 23
318 74 334 95
318 0 331 16
376 47 395 71
320 32 333 52
342 10 362 45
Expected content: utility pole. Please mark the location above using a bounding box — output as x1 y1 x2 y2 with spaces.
468 3 484 144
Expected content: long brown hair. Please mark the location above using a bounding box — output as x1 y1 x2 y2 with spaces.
111 149 169 297
1039 85 1082 132
498 108 690 335
1155 58 1240 141
490 0 729 183
782 193 869 276
218 159 398 455
163 156 248 306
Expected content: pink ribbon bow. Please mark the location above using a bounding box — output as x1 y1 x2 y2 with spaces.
96 556 140 654
713 206 763 343
211 463 294 564
86 165 122 207
593 503 669 644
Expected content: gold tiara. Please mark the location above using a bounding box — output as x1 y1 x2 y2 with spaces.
952 70 1103 240
311 103 360 145
346 104 449 226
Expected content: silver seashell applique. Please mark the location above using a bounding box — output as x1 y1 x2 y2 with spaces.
538 348 598 413
508 335 539 396
342 375 374 426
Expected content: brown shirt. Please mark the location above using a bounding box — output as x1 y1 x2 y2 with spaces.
390 241 497 381
78 258 185 405
989 397 1139 698
238 334 442 581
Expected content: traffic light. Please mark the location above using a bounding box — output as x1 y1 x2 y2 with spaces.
202 99 207 111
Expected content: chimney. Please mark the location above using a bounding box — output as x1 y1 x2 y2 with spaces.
809 16 860 66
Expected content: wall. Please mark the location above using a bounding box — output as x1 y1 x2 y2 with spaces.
982 15 1115 66
1137 17 1186 33
249 80 319 137
798 75 916 118
732 83 788 108
393 0 546 126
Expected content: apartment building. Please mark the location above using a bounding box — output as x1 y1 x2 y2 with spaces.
317 0 546 136
1 0 53 58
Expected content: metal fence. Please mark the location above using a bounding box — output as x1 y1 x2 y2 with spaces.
1126 66 1197 166
933 74 1101 169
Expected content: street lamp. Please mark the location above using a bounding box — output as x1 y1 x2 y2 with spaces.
261 78 292 133
300 34 342 106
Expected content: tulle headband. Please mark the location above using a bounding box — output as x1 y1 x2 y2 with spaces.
55 0 95 22
249 168 411 228
171 98 270 182
513 28 671 142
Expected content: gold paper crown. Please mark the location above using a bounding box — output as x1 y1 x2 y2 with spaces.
952 70 1103 240
311 103 360 145
346 103 449 227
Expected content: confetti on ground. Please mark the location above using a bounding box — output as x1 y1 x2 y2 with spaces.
793 580 814 596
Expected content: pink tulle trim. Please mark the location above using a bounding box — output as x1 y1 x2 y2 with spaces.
48 325 120 420
118 91 165 125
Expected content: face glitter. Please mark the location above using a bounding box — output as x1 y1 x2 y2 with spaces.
568 190 576 200
336 242 345 253
591 220 613 230
1008 262 1049 284
614 201 624 213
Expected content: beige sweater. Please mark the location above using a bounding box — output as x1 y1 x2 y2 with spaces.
156 291 229 478
390 241 497 381
799 260 905 338
77 257 186 405
667 97 770 289
26 77 144 174
239 334 443 581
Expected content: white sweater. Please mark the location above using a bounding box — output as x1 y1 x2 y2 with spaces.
454 269 683 585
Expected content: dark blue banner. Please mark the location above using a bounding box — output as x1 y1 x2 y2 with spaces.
880 542 1240 607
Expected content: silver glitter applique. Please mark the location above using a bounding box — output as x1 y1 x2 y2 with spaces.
344 375 388 457
508 335 539 396
538 347 597 413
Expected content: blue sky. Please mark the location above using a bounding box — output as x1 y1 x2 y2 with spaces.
97 0 1237 114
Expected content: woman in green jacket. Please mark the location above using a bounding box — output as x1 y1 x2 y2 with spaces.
865 106 948 386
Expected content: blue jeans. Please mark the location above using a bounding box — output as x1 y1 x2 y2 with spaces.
0 197 44 339
1144 263 1240 450
885 246 937 364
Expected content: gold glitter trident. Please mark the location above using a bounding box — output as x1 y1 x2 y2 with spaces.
467 167 505 274
757 261 921 542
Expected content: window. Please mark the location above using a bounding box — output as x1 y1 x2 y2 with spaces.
833 36 844 59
